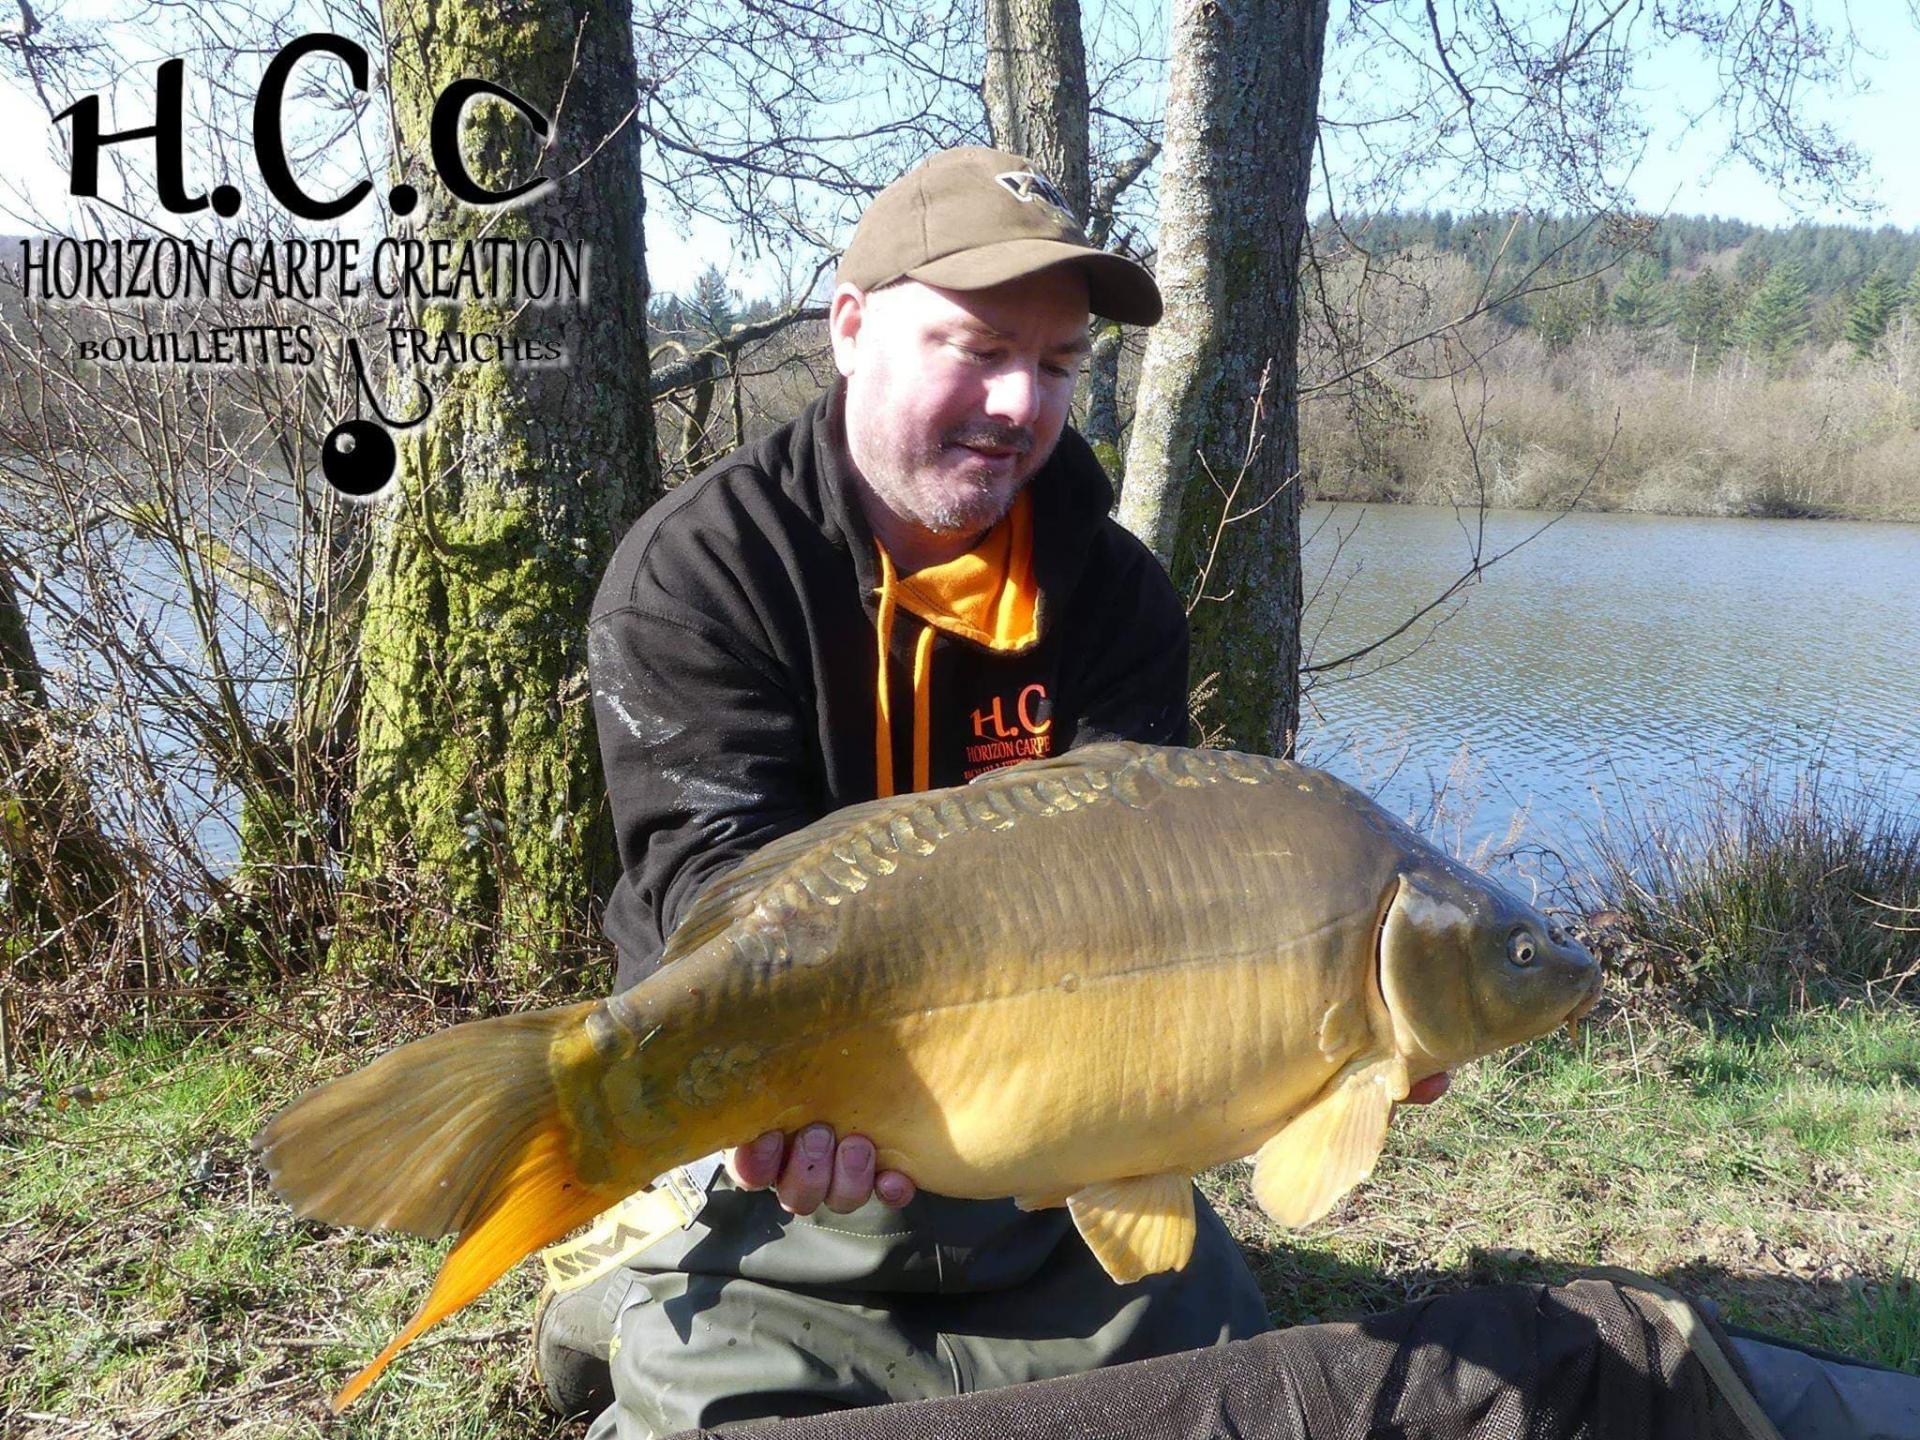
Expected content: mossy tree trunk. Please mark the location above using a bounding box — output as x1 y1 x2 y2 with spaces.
1118 0 1328 753
1083 320 1124 478
337 0 660 989
0 555 126 961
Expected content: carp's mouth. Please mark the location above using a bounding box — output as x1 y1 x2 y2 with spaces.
1572 960 1604 1020
1571 976 1602 1021
1562 969 1604 1038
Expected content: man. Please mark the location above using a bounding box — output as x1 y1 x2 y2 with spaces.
551 144 1919 1440
549 145 1277 1438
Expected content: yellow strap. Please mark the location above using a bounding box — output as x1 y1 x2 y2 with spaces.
1577 1267 1786 1440
538 1169 706 1293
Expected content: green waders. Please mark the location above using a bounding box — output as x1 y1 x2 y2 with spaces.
559 1168 1269 1439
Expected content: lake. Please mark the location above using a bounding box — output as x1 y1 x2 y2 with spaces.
1295 504 1920 883
21 493 1918 890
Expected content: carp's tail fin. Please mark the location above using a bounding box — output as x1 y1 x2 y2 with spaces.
251 1000 624 1411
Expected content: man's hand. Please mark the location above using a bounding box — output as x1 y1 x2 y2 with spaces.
731 1083 1446 1216
728 1126 917 1215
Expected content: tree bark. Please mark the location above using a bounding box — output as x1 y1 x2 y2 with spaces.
1118 0 1328 754
983 0 1091 222
0 554 126 960
1084 141 1160 486
1083 322 1125 477
338 0 660 988
0 557 48 711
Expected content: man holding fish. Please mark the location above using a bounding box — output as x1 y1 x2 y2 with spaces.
253 145 1919 1440
553 145 1293 1435
538 140 1465 1433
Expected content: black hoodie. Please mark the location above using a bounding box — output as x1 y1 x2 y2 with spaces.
590 381 1190 993
585 382 1198 1293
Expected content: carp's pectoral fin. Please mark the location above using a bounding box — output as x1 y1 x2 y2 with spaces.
1251 1055 1407 1228
1065 1173 1197 1282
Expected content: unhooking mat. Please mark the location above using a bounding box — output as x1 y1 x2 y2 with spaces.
665 1271 1785 1440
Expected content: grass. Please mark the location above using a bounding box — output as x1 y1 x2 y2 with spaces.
4 1001 1915 1439
1203 1003 1920 1376
0 1027 574 1440
1576 764 1920 1007
5 771 1917 1434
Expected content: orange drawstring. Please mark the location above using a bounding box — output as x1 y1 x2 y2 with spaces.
874 493 1036 799
874 546 899 799
893 493 1038 651
910 625 935 794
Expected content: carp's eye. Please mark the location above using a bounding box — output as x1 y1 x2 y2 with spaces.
1507 928 1538 966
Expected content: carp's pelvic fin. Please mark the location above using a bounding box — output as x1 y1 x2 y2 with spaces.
1012 1188 1074 1211
251 1000 620 1411
1066 1172 1197 1282
1252 1055 1407 1228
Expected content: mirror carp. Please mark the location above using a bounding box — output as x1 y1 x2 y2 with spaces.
254 742 1601 1408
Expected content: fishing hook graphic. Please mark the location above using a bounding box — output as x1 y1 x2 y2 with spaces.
346 336 434 428
321 339 434 496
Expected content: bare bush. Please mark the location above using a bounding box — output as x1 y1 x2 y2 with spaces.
1305 295 1920 520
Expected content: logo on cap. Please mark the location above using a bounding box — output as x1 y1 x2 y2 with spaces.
994 170 1071 217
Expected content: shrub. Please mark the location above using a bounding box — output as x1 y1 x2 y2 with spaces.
1578 765 1920 1009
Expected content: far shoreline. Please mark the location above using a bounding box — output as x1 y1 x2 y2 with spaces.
1302 489 1920 525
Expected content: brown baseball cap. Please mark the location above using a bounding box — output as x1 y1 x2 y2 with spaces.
837 146 1162 325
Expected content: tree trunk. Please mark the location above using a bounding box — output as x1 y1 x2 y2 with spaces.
981 0 1154 485
1083 322 1124 477
1118 0 1328 755
0 555 126 961
981 0 1128 480
983 0 1090 222
338 0 660 989
0 557 47 710
1084 143 1159 489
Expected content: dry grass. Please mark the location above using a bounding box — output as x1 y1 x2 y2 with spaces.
1304 328 1920 520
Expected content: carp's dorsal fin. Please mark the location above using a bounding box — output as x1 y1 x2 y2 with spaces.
1251 1055 1408 1228
660 744 1158 966
964 740 1147 782
656 795 916 966
1065 1173 1197 1282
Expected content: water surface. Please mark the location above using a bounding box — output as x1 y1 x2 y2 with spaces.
1295 505 1920 876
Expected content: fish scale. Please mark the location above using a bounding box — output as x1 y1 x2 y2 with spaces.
629 760 1397 1167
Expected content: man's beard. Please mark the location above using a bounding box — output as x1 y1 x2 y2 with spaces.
865 420 1038 537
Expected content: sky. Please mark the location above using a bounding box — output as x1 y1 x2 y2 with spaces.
4 0 1917 296
1571 0 1920 229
